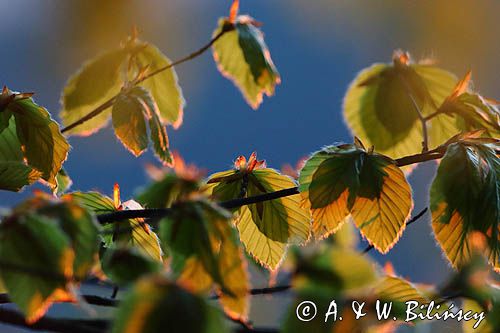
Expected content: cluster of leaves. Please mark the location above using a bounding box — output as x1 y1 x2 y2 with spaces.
0 1 498 332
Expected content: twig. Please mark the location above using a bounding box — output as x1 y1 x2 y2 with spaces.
211 285 292 300
362 207 428 254
407 92 429 152
97 148 445 226
0 293 118 307
61 27 233 134
0 308 108 333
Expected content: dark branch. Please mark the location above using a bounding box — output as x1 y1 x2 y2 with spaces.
0 308 108 333
0 293 118 307
362 207 428 254
97 148 445 225
61 27 233 134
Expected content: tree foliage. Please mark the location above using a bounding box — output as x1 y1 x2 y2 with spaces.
0 1 498 332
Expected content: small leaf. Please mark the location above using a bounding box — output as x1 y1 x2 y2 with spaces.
101 246 161 285
112 89 149 156
0 161 41 192
60 48 130 136
68 191 163 262
299 144 413 253
54 168 73 195
430 141 500 271
111 275 228 333
134 44 185 128
343 50 459 158
213 16 280 109
0 214 75 323
206 153 311 270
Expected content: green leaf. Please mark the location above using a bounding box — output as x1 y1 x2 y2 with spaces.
112 89 149 156
68 191 163 262
0 161 41 192
111 275 228 333
430 141 500 271
213 16 280 109
31 197 101 279
160 198 249 320
135 44 185 127
101 246 161 285
443 93 500 138
111 86 173 164
60 48 130 136
206 155 311 270
137 173 199 209
54 168 73 196
343 51 459 158
299 143 413 253
7 97 70 186
0 214 75 323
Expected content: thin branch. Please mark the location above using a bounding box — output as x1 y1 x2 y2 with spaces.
0 308 108 333
0 293 118 307
362 207 428 254
97 148 445 225
407 92 429 152
211 285 292 300
61 27 233 134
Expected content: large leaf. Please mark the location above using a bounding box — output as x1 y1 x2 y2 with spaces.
213 16 280 109
160 199 250 320
112 86 173 164
430 141 500 271
31 197 101 279
206 153 311 270
0 214 75 323
0 91 69 188
112 89 149 156
0 161 41 191
299 143 413 253
67 191 163 262
111 275 228 333
60 48 130 136
343 51 459 158
135 44 185 127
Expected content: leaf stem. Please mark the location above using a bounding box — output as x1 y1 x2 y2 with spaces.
61 27 233 134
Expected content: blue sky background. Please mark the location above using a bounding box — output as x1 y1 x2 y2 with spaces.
0 1 498 330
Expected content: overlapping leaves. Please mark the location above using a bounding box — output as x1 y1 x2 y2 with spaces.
343 50 459 158
112 86 173 164
430 140 500 271
60 38 183 164
160 198 249 321
0 194 100 322
0 87 69 190
67 189 163 262
299 142 413 253
212 12 280 109
206 153 311 270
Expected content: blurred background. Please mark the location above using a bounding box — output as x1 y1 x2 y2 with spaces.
0 0 498 331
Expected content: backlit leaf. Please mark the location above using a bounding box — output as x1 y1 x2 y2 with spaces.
160 198 250 319
112 89 149 156
430 141 500 271
299 143 413 253
213 16 280 109
0 214 75 323
135 44 185 128
206 153 311 270
0 161 41 192
54 168 73 196
111 275 228 333
0 91 69 188
68 191 163 262
343 50 459 158
60 48 130 136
